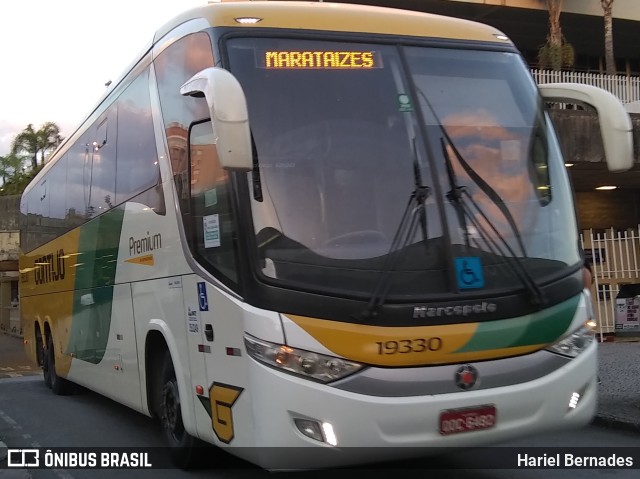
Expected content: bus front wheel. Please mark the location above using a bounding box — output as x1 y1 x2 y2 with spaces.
159 352 198 468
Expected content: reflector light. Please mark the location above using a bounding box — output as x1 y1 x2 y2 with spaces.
195 385 204 395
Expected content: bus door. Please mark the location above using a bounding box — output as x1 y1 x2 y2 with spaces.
182 120 248 445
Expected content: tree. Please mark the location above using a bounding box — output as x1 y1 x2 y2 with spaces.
11 124 39 170
0 152 25 184
0 151 39 196
37 121 63 164
11 122 63 170
601 0 616 75
538 0 574 70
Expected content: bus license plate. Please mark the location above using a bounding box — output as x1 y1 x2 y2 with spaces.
439 405 496 435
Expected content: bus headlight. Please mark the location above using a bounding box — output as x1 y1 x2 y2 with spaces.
244 334 364 383
545 323 596 358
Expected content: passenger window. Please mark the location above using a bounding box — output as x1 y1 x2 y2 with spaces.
188 120 239 285
89 108 117 214
115 70 160 205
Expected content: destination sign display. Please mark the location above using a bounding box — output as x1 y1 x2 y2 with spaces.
262 50 380 69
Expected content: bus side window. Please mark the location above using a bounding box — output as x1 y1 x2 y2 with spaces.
188 120 239 286
115 69 160 206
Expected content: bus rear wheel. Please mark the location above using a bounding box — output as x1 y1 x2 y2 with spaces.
42 333 52 389
159 352 199 468
45 336 74 395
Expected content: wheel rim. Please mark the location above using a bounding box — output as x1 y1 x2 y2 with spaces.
162 381 184 443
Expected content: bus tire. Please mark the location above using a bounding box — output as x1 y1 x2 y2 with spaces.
159 352 199 468
47 336 74 396
42 340 52 389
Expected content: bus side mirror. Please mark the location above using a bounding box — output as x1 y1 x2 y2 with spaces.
538 83 634 173
180 67 252 171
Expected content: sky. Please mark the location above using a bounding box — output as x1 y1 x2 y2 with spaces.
0 0 208 157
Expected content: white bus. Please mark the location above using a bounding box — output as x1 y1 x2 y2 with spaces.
20 0 633 470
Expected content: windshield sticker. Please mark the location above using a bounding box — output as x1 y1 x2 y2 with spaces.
203 214 221 248
455 257 485 289
500 140 522 162
260 50 381 69
204 188 218 207
398 94 413 112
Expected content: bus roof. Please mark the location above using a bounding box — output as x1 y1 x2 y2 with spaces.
156 1 510 44
27 1 511 196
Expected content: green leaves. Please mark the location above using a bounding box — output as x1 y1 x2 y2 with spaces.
11 121 64 170
1 121 62 195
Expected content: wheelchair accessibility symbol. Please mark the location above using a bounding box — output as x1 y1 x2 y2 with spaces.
197 282 209 311
455 257 484 289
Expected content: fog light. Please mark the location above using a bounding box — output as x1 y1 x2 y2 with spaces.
294 419 324 442
568 392 580 409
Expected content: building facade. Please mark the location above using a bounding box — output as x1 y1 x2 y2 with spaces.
330 0 640 73
0 195 20 336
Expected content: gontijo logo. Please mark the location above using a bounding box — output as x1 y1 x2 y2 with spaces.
33 249 66 285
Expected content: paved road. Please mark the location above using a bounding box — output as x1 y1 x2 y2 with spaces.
1 376 640 478
2 333 640 477
0 334 39 380
596 340 640 431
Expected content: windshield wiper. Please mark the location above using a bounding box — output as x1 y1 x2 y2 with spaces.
412 84 544 306
439 137 545 306
357 146 431 320
441 137 471 249
412 138 431 251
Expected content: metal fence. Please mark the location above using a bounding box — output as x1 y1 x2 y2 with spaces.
531 69 640 104
580 228 640 339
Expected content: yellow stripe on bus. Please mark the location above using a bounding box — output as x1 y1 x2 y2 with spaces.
285 314 542 366
20 229 81 376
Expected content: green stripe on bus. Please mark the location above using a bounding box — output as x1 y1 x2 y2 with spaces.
66 207 125 364
454 295 580 353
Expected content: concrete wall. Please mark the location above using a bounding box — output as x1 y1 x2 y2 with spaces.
0 278 19 337
549 111 640 231
0 195 20 261
575 190 640 231
0 196 20 336
0 232 19 258
0 195 20 231
550 109 640 164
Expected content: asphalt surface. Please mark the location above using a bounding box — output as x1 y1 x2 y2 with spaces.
594 338 640 433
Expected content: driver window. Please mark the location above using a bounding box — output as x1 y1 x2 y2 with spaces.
188 121 239 285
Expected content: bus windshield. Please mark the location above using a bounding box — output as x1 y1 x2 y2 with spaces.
226 37 581 300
